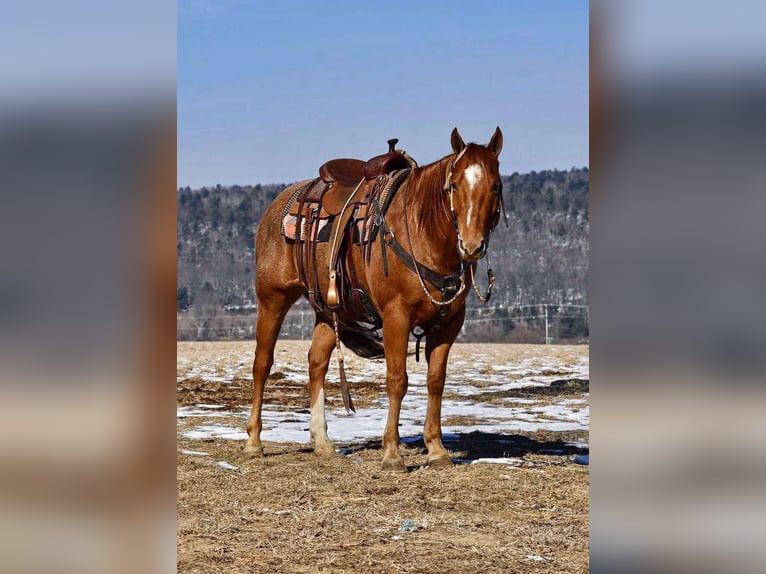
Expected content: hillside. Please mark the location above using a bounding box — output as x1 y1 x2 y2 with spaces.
177 168 588 341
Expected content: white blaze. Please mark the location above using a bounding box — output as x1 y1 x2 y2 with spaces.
464 164 483 227
464 164 483 189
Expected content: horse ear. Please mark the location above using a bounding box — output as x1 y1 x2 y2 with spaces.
488 126 503 156
451 128 466 154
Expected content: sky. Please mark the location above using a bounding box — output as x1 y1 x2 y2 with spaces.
178 0 589 187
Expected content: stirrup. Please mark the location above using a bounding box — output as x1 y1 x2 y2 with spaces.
327 270 339 308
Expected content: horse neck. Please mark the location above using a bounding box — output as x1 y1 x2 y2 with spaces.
399 155 461 268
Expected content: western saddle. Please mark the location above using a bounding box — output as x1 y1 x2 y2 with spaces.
301 139 414 213
281 139 416 323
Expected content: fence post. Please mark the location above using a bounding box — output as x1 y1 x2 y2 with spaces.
544 305 550 344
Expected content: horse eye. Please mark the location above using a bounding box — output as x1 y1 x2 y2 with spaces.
493 183 502 195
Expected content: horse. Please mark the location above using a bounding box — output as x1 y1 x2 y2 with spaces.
245 127 504 471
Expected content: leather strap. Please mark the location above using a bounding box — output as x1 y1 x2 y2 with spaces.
375 205 462 297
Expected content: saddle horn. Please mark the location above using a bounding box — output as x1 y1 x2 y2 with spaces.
387 138 398 153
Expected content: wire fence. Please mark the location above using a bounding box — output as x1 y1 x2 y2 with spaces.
177 304 589 344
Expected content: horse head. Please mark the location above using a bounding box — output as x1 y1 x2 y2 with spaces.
446 127 504 261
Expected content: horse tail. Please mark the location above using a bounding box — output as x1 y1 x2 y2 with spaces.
338 328 385 359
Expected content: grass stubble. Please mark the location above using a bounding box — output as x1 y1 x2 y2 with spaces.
177 342 589 573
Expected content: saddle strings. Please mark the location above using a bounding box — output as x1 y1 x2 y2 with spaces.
332 311 355 413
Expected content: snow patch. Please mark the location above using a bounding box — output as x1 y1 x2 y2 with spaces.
178 348 589 445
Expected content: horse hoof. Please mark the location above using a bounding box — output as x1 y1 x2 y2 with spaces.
243 445 264 458
427 455 454 468
381 458 407 473
314 444 336 457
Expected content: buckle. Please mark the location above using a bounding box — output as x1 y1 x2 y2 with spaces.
442 275 458 297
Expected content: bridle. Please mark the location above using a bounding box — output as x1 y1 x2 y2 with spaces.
400 146 508 308
443 146 509 241
440 147 509 303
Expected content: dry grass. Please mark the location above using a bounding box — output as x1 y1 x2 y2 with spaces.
177 440 588 573
177 342 589 573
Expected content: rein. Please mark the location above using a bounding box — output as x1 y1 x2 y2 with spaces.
469 259 495 303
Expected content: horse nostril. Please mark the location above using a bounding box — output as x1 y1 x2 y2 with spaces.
459 239 486 257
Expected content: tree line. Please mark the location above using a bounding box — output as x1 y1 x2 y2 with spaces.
177 168 588 341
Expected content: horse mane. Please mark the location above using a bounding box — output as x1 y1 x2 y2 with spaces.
409 156 453 241
409 145 487 241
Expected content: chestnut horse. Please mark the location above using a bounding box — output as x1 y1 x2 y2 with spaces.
245 127 504 470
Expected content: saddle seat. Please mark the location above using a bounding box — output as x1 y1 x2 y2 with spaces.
321 175 367 216
319 158 365 186
318 139 414 215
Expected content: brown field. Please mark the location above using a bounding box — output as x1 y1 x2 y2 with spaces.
177 341 589 573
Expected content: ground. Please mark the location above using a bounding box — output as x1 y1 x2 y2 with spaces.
177 341 589 573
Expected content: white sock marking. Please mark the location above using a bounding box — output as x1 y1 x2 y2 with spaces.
309 387 328 442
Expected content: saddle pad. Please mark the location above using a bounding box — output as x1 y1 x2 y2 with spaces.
282 214 333 243
279 180 313 236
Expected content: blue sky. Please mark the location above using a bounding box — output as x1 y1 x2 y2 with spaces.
178 0 588 187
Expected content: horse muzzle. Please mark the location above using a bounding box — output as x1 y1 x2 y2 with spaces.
458 238 487 261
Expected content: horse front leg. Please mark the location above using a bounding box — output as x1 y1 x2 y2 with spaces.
423 306 465 468
307 321 337 456
381 309 411 472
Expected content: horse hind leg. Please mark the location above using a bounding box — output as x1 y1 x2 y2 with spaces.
307 321 337 457
244 289 300 457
